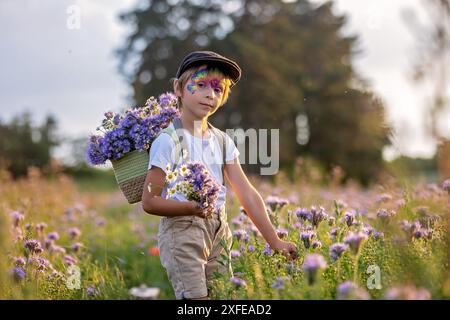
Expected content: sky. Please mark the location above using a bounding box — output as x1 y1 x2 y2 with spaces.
0 0 448 163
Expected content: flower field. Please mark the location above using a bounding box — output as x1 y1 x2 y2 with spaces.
1 167 449 300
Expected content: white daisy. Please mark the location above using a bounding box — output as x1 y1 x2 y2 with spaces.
180 181 190 196
179 164 190 177
168 187 176 198
166 171 177 184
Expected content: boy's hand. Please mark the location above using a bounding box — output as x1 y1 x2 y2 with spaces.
188 201 215 219
271 239 299 260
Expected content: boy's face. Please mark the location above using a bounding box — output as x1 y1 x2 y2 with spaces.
176 65 227 119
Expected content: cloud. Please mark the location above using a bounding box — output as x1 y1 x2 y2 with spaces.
0 0 446 161
0 0 136 136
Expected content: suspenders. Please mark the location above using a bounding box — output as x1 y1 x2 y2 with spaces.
162 117 227 186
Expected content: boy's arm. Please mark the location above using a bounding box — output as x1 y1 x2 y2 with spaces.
224 159 298 259
141 166 213 218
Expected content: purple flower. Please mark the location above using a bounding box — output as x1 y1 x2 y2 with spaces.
265 195 289 212
310 206 328 227
263 243 273 256
49 245 66 255
86 135 107 165
442 179 450 193
376 193 392 203
285 261 300 274
276 227 288 239
271 277 289 289
399 220 414 236
385 285 431 300
329 243 348 262
230 250 241 259
69 227 81 239
231 217 243 227
24 239 43 254
344 231 368 255
248 245 255 252
344 211 356 227
182 161 221 213
47 232 60 241
302 254 327 285
292 222 302 230
373 231 384 240
312 240 322 249
86 285 100 298
100 127 132 160
158 92 178 108
86 94 180 165
113 114 121 125
300 230 316 249
104 111 114 119
44 239 53 249
400 220 427 240
295 207 312 222
13 257 26 267
71 242 83 253
337 281 370 300
10 211 24 227
413 227 432 240
377 209 395 222
329 227 339 239
233 229 248 242
230 277 247 288
11 267 26 281
36 222 47 233
64 255 77 266
96 217 106 226
361 224 374 236
36 257 51 271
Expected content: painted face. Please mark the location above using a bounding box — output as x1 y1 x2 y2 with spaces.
186 68 226 96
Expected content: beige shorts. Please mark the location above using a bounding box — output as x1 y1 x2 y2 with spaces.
157 206 233 299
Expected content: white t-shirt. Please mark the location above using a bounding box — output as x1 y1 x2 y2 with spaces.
148 123 240 211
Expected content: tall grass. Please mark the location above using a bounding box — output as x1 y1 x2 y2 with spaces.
1 166 449 299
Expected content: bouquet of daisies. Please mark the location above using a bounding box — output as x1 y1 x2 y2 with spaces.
86 92 180 204
162 161 221 214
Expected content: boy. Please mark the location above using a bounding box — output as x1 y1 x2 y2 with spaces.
142 51 297 300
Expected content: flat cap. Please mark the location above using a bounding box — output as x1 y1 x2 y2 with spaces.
175 51 242 86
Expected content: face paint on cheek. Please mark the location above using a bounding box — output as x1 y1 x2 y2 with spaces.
187 83 198 94
187 68 208 94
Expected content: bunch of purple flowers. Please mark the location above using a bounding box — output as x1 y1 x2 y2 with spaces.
167 161 221 214
86 92 180 165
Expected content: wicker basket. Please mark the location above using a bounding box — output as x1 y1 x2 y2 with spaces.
111 150 149 204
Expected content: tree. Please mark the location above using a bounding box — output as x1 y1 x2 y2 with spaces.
117 0 390 183
404 0 450 179
0 113 60 178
